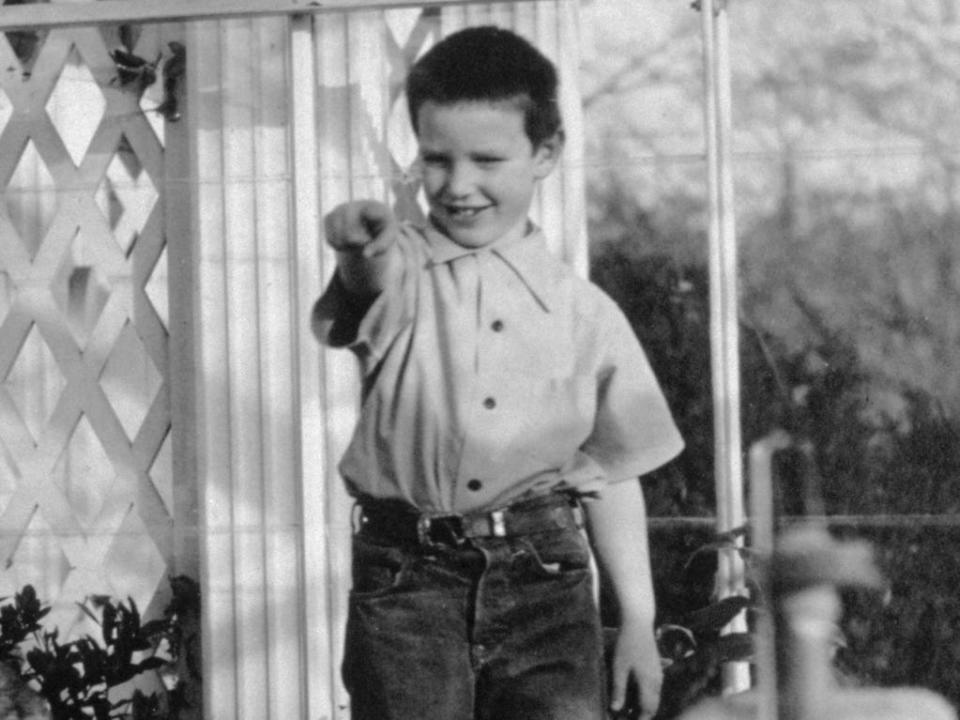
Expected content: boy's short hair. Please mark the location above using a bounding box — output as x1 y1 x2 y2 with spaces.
405 26 562 146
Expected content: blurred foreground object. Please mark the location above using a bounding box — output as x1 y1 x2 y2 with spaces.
678 524 955 720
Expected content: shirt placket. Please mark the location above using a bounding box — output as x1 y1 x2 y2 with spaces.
453 252 505 509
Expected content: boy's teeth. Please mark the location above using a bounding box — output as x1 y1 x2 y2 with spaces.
449 207 479 218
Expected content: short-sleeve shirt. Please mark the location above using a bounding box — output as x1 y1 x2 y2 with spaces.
313 221 684 513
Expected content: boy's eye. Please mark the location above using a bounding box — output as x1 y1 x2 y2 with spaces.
473 156 504 165
420 154 449 167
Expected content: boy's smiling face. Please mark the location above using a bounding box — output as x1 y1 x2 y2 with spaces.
416 99 561 249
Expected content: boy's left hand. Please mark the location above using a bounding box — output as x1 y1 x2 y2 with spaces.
609 618 663 720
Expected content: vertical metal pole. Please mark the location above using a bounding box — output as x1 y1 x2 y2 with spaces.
699 0 750 694
290 14 335 720
749 430 792 720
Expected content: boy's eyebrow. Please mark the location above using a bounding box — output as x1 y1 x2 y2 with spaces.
419 146 509 156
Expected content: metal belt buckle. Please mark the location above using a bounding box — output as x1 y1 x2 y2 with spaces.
417 513 464 548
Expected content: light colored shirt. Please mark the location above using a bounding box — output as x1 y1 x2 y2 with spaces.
313 221 684 513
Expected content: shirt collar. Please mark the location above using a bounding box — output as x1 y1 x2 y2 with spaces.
421 220 557 312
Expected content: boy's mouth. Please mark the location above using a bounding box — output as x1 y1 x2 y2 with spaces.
443 204 491 220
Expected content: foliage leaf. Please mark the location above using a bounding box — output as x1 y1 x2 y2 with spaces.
683 596 751 632
713 632 755 663
0 582 195 719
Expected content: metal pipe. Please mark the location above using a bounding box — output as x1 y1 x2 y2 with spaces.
749 430 793 720
699 0 749 694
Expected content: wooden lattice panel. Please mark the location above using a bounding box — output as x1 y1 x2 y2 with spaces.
0 22 178 631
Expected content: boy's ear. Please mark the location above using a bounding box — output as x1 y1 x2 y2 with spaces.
532 129 565 179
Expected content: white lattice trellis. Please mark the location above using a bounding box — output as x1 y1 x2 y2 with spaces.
0 21 189 631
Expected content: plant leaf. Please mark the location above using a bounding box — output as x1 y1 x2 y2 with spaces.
137 656 167 671
76 602 101 627
684 595 751 632
140 619 169 638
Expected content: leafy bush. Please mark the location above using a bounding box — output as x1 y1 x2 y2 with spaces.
651 526 755 720
0 578 200 720
601 523 757 720
655 594 753 719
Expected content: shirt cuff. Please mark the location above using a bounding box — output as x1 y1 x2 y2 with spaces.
311 271 377 348
313 265 414 363
604 433 686 484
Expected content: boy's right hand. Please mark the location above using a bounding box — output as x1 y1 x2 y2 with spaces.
325 200 398 259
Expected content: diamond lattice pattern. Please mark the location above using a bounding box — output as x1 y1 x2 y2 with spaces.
0 23 173 632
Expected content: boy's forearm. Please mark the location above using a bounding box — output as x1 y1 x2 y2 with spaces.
587 480 663 717
585 479 657 625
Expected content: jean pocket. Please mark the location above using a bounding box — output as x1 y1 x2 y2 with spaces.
519 528 592 578
350 536 410 599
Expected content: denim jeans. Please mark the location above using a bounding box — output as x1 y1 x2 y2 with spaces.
342 519 606 720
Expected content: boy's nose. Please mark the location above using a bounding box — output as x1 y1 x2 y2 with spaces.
444 162 477 197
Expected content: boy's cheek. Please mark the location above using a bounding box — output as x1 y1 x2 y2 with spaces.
419 170 444 194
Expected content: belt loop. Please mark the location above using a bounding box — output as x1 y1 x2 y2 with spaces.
416 515 432 546
571 500 585 529
351 502 363 534
490 509 507 537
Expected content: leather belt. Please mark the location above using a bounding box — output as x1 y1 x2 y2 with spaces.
355 492 584 549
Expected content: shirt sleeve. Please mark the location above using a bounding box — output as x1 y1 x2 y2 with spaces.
311 229 417 362
579 301 685 483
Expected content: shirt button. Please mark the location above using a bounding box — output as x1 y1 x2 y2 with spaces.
491 319 504 332
483 397 496 409
467 479 483 492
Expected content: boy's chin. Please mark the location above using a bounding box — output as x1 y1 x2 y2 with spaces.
448 232 499 249
429 214 526 249
429 217 499 249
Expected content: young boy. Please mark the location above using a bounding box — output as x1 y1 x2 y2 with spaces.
313 26 684 720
